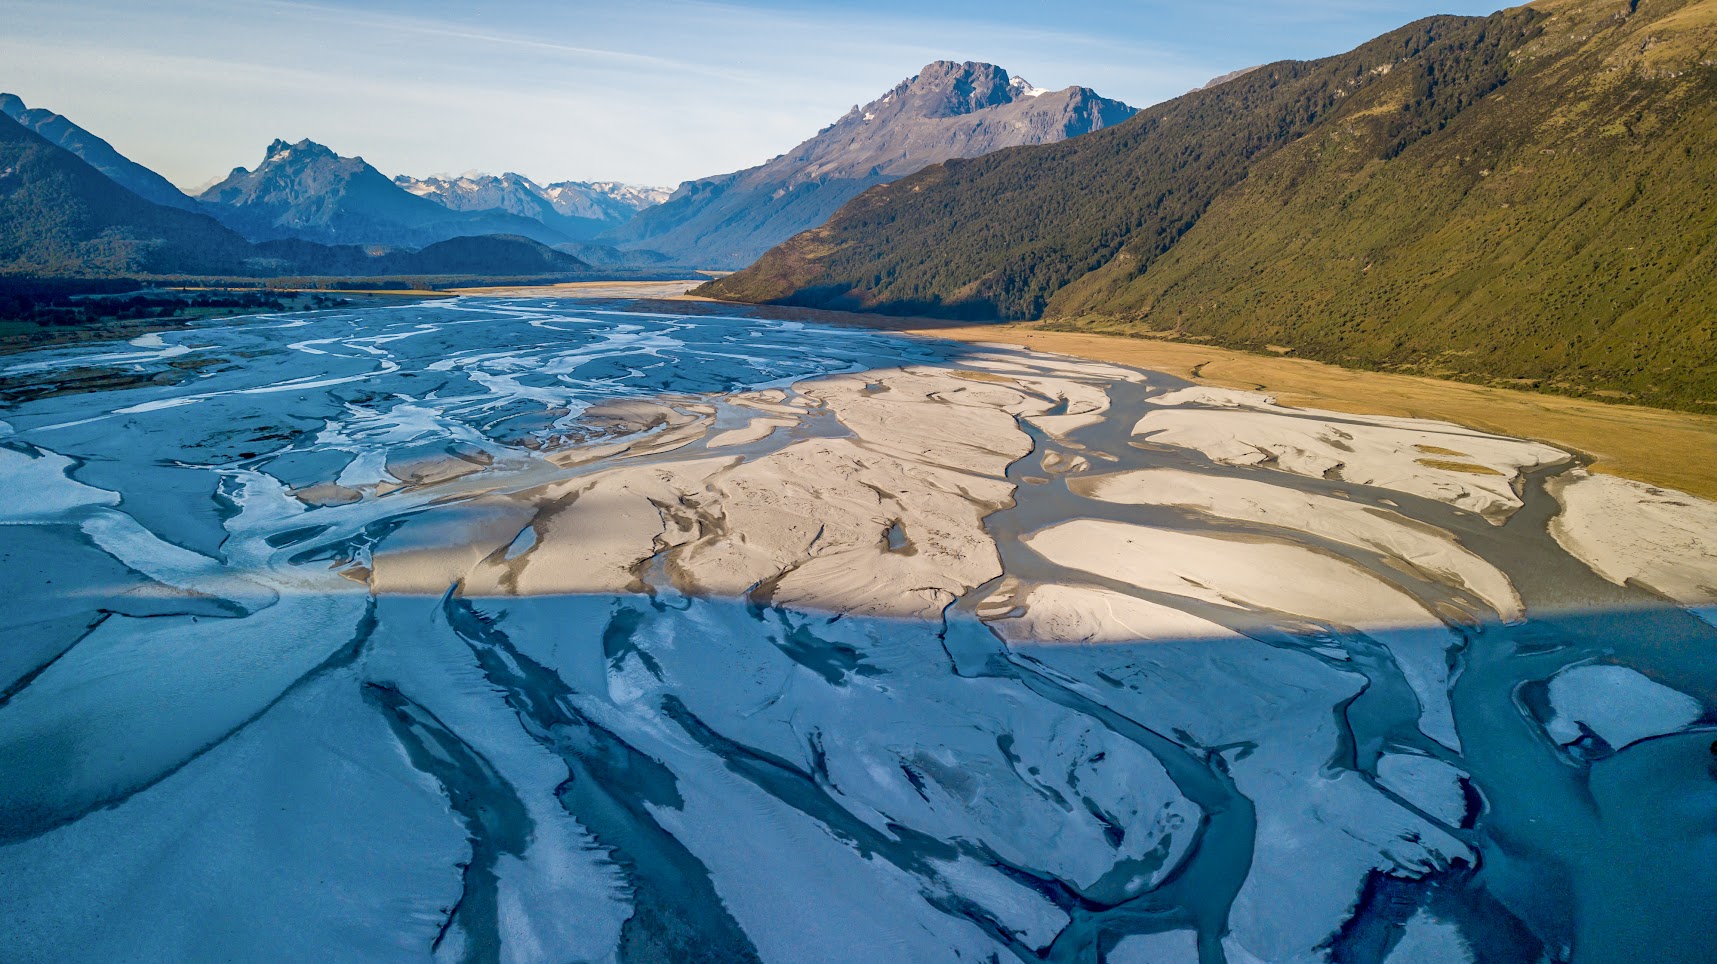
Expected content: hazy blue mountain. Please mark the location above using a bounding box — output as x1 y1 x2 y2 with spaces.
0 116 600 279
0 93 200 212
553 241 677 269
386 234 590 274
0 112 257 275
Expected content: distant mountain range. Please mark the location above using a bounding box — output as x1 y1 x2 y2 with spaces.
196 139 580 248
0 112 599 278
395 172 669 240
0 91 677 262
0 94 709 279
604 61 1137 268
2 62 1130 274
705 0 1717 414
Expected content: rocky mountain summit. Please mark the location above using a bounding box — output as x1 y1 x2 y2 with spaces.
198 139 563 247
771 61 1134 186
605 61 1136 268
546 180 671 217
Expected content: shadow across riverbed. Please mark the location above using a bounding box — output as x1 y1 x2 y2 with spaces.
1 567 1713 962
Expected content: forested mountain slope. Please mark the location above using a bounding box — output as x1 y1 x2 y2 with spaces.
0 113 256 276
0 93 200 212
706 0 1717 412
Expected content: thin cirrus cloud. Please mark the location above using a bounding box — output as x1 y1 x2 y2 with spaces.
0 0 1506 191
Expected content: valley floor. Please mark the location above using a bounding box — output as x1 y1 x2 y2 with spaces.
488 279 1717 499
844 319 1717 502
2 295 1714 961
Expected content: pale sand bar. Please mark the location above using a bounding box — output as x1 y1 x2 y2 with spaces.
895 322 1717 500
1071 468 1523 621
338 302 1717 642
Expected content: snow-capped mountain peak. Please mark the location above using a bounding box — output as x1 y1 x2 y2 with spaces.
607 60 1137 268
1010 76 1051 98
262 138 336 165
394 171 672 233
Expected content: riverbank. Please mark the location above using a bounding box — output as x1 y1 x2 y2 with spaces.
475 281 1717 500
448 279 718 299
881 320 1717 502
0 288 449 356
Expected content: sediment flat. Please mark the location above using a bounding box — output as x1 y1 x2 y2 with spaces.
4 295 1715 961
501 282 1717 500
897 322 1717 501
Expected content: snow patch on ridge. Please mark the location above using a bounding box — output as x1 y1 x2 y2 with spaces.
1010 76 1051 97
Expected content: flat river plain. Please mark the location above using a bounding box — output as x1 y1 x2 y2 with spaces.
1 295 1714 963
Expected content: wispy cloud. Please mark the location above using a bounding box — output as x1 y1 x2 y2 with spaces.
252 0 754 79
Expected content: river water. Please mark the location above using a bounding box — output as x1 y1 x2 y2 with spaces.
0 297 1711 963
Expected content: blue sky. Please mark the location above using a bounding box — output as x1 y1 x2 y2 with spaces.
1 0 1507 190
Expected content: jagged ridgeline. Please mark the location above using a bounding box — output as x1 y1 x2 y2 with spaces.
609 61 1136 270
706 0 1717 412
0 114 596 278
